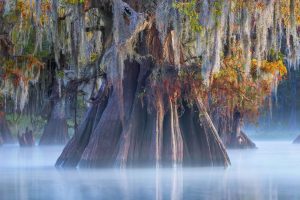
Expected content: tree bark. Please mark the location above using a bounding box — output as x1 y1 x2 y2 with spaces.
56 80 110 167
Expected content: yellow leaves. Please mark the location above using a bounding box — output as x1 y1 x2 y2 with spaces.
86 32 94 41
40 1 51 25
17 0 32 19
210 44 287 122
16 0 51 27
279 0 300 26
90 52 98 62
65 0 85 4
251 59 287 78
58 7 66 18
231 0 266 13
277 60 287 76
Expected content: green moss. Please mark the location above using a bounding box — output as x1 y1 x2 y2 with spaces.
6 114 46 138
173 0 203 33
174 0 224 31
56 70 65 79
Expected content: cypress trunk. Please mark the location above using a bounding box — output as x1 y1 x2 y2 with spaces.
227 108 256 149
39 81 69 145
56 0 231 168
56 60 230 168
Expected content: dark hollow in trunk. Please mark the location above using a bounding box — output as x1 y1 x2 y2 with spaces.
56 59 231 168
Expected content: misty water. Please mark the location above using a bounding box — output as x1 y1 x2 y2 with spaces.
1 141 300 200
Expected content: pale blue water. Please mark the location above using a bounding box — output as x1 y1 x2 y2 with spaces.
0 141 300 200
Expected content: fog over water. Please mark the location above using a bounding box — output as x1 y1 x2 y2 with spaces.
0 141 300 200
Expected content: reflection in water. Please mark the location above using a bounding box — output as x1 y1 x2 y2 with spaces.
156 169 162 200
171 168 182 200
0 142 300 199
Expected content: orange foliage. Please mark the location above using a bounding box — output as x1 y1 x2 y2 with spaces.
16 0 51 26
251 59 287 78
210 46 287 122
2 55 44 87
279 0 300 26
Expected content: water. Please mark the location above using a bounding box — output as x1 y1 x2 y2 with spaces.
0 141 300 200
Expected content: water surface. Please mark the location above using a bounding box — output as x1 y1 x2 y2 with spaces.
0 141 300 200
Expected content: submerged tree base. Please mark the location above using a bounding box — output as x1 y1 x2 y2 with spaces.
226 131 256 149
56 62 231 168
18 128 35 147
293 135 300 144
0 114 14 144
39 118 69 145
39 80 69 145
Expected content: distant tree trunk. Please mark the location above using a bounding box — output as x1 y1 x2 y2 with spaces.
0 112 13 144
39 99 69 145
226 108 256 149
39 99 68 145
293 135 300 144
212 107 256 149
39 81 69 145
18 127 35 147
